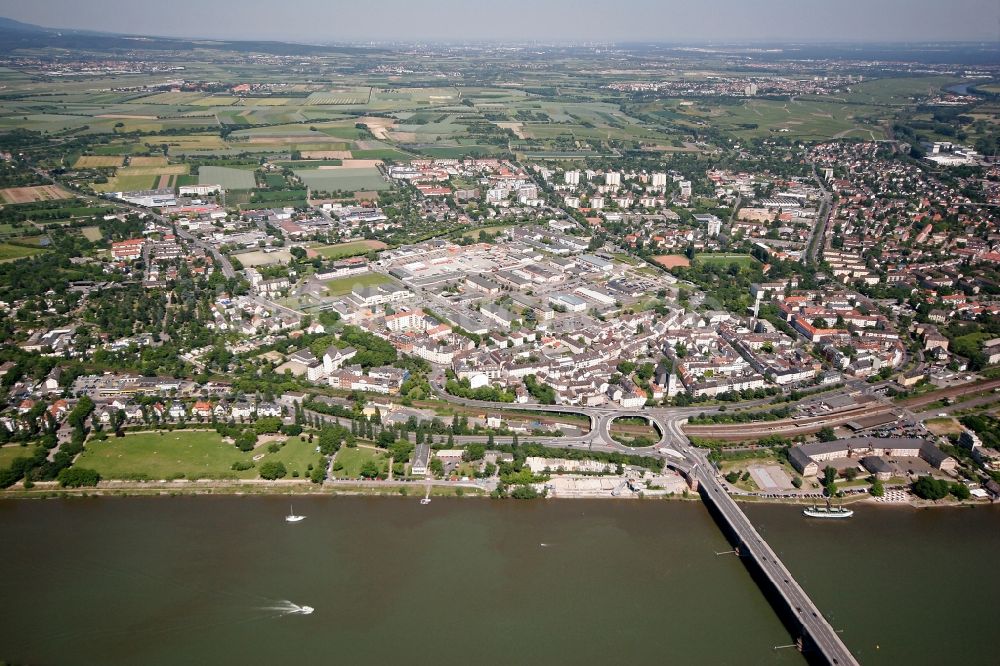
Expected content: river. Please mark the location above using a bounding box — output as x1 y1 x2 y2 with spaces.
0 497 997 665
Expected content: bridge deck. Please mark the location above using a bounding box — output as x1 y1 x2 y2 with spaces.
699 471 859 665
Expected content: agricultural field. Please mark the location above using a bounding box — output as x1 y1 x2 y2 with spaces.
305 89 372 105
74 155 125 168
323 271 394 296
837 76 963 106
93 174 156 192
294 167 388 192
0 185 73 204
199 165 256 190
128 156 169 167
311 239 387 259
640 97 889 140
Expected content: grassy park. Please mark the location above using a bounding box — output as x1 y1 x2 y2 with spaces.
330 445 387 479
76 430 248 480
0 444 39 469
74 430 322 481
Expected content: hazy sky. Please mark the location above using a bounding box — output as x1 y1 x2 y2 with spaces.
3 0 999 43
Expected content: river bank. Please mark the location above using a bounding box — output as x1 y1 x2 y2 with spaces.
2 478 995 511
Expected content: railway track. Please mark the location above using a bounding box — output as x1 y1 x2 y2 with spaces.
684 378 1000 441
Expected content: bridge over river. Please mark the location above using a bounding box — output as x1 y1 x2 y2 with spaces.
662 417 859 665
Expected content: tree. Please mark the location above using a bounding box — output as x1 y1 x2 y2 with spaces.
235 431 257 452
463 444 486 462
510 484 540 499
259 461 287 480
429 458 444 477
254 417 282 434
910 475 950 500
359 459 380 479
57 467 100 488
823 466 836 485
68 396 95 431
950 482 971 500
823 465 837 496
816 426 836 442
868 476 885 497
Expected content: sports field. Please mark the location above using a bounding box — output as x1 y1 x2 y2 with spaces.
323 272 394 296
234 248 292 267
695 253 758 267
653 255 691 269
311 240 387 259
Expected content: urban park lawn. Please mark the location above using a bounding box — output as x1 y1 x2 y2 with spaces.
76 430 251 480
330 445 387 479
75 430 325 481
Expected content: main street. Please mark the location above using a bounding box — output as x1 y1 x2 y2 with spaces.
806 161 834 264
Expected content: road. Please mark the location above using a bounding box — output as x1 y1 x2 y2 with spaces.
656 415 860 665
806 162 834 264
692 456 859 665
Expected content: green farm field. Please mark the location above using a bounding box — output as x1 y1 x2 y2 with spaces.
294 167 388 192
0 243 45 262
199 165 257 190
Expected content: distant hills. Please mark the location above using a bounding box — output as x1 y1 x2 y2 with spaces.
0 16 375 56
0 16 51 33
